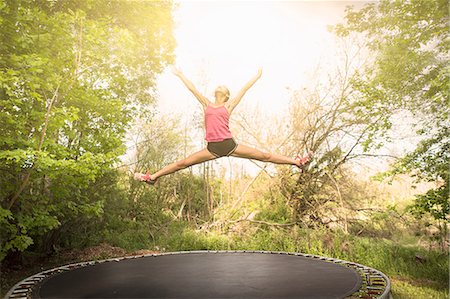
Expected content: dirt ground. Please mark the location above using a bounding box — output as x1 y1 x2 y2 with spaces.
1 243 160 297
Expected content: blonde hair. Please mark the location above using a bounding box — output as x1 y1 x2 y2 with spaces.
215 85 230 101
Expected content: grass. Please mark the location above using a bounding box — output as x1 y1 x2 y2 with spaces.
156 221 449 298
390 275 448 299
2 221 448 298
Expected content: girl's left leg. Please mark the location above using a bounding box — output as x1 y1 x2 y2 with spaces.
230 144 305 167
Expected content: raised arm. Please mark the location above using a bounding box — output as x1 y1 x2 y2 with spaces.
226 68 262 114
171 66 210 108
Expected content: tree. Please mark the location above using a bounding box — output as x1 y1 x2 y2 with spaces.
331 0 449 249
0 0 175 261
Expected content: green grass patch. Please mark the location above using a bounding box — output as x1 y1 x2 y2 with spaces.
154 221 448 297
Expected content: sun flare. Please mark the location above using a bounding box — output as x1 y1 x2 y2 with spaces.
157 1 359 116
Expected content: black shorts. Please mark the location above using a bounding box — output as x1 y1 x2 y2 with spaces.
207 138 238 158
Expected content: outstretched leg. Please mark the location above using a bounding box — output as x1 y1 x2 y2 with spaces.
231 144 307 167
138 148 217 181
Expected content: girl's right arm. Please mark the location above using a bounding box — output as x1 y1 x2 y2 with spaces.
171 66 209 108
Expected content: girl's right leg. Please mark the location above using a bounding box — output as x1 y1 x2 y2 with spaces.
139 148 217 181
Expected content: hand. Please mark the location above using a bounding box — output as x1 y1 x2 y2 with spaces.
256 68 263 78
170 65 183 77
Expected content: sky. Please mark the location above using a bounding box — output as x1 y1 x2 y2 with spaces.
127 0 420 178
157 0 371 117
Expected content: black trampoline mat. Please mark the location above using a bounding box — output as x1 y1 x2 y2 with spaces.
33 252 362 299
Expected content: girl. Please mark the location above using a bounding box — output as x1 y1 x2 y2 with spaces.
134 66 312 184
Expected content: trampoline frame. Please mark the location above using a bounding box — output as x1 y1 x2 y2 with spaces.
5 250 391 299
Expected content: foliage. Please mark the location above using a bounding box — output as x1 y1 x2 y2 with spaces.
280 65 385 224
331 0 449 248
0 0 175 261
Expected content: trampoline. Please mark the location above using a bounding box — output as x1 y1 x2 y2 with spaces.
5 250 391 299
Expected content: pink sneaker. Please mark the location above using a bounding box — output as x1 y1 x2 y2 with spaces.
134 171 157 185
295 151 314 170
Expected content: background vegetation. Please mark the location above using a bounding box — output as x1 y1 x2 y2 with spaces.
1 0 448 298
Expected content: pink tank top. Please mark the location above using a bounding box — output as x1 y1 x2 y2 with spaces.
204 103 233 142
